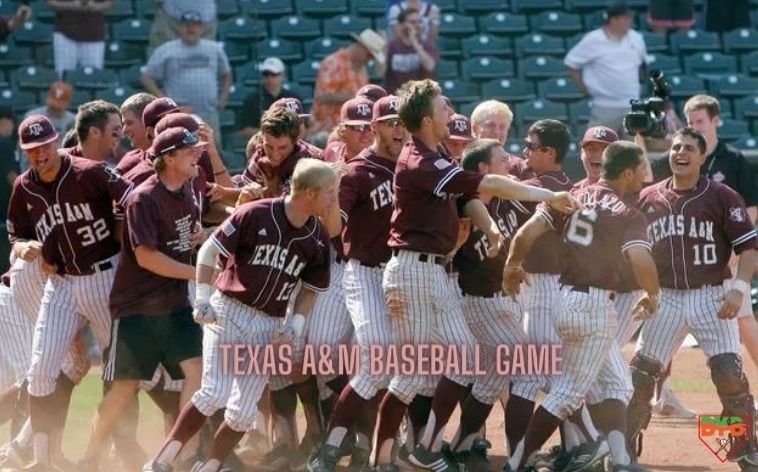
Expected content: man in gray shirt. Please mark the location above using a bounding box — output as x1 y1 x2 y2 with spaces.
142 11 231 139
148 0 217 54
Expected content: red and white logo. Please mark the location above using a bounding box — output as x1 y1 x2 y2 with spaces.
389 99 399 112
729 207 745 222
453 120 468 132
592 128 607 139
356 103 371 116
284 101 300 113
28 123 44 136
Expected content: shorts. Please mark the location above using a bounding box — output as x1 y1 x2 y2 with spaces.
103 306 202 382
648 0 695 29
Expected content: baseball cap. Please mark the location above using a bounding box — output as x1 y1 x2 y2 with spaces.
373 95 400 122
19 114 59 150
155 112 200 135
351 29 386 65
447 114 473 142
150 127 207 157
357 84 388 103
180 10 203 23
580 126 619 147
270 97 310 119
260 57 285 75
46 81 73 110
340 97 374 125
142 97 180 128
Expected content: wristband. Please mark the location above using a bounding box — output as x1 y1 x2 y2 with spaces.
732 279 750 297
196 283 212 302
290 313 306 338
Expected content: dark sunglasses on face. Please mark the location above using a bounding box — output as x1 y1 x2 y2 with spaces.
262 71 282 77
379 118 402 128
523 140 548 151
347 124 371 133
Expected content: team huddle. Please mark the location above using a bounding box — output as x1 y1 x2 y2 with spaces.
0 78 755 472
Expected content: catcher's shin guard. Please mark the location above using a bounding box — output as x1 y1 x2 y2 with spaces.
626 354 662 455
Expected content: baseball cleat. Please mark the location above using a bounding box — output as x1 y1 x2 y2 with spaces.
408 444 459 472
455 438 492 472
737 451 758 471
347 447 371 472
143 461 175 472
529 445 571 471
560 438 609 472
306 444 342 472
652 388 696 419
237 431 270 462
395 443 414 471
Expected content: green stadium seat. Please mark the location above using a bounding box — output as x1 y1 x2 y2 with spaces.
11 65 57 91
323 15 373 39
290 60 322 85
710 74 758 98
0 1 16 14
0 43 33 68
104 41 144 68
105 1 134 21
511 0 564 13
0 71 8 88
569 100 592 126
297 0 349 18
219 16 267 42
734 95 758 120
222 41 251 65
219 108 236 130
350 0 385 18
532 11 583 36
282 83 313 107
646 53 683 75
67 89 94 111
717 118 750 142
481 78 536 103
135 1 157 19
242 0 294 18
565 32 585 50
440 80 479 104
436 59 459 79
515 34 565 57
732 136 758 152
662 75 708 99
227 83 251 110
670 29 720 54
684 52 737 79
436 37 462 60
460 0 509 15
0 88 35 113
434 0 458 11
457 102 479 117
113 19 152 44
478 12 529 37
515 100 568 128
224 132 247 155
96 86 137 106
537 77 585 102
271 16 322 40
739 51 758 76
63 67 118 91
641 31 669 53
564 0 613 11
217 0 241 18
254 38 303 63
14 21 53 46
461 35 511 58
27 1 54 22
119 64 146 89
462 57 515 81
235 63 263 87
439 13 477 37
723 28 758 53
519 55 565 80
305 37 349 60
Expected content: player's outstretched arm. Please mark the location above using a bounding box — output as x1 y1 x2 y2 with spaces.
625 246 661 321
478 174 581 213
503 213 551 298
720 248 757 319
464 198 502 258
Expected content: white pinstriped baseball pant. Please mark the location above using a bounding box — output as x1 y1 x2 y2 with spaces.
0 284 33 390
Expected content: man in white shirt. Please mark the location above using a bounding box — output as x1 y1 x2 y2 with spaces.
565 2 647 136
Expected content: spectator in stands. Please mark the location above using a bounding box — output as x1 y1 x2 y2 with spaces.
565 2 647 137
311 29 386 140
387 0 439 42
445 113 473 161
24 81 76 140
238 58 301 139
46 0 113 75
705 0 751 32
384 8 438 94
148 0 217 54
470 100 531 179
142 11 232 139
647 0 695 34
0 4 32 42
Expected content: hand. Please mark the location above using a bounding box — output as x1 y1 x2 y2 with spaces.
15 5 31 22
236 183 267 206
41 261 58 275
548 192 583 214
193 299 217 324
502 264 530 300
485 231 503 259
717 289 744 320
196 124 216 151
632 291 660 321
16 241 42 262
190 222 207 250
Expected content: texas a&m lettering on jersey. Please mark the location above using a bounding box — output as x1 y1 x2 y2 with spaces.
211 198 330 317
638 177 758 289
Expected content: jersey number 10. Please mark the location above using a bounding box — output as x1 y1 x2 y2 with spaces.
693 243 717 265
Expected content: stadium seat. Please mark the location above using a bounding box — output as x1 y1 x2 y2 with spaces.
564 0 613 10
565 32 585 50
135 1 157 19
435 37 461 60
104 41 144 69
519 55 566 80
67 89 94 111
481 78 536 103
96 86 136 106
304 37 349 60
646 53 683 75
684 52 738 79
669 29 720 54
511 0 564 13
462 57 514 81
27 1 54 22
569 100 592 125
734 95 758 120
63 67 118 91
434 0 458 11
219 108 236 130
641 31 669 53
732 136 758 152
436 59 459 79
242 0 294 18
219 16 267 42
710 74 758 98
350 0 386 18
119 64 146 89
739 51 758 76
282 83 314 107
13 21 53 45
440 80 480 104
0 43 33 68
457 101 479 117
290 60 322 85
515 34 565 57
271 16 322 40
222 42 251 65
297 0 349 18
723 28 758 53
717 118 750 141
217 0 241 18
235 63 263 87
323 15 373 39
663 75 708 100
439 13 477 37
10 65 57 91
113 19 151 45
460 0 510 15
0 71 8 88
254 38 303 63
223 133 248 156
0 88 35 113
226 83 251 110
515 100 569 129
532 11 583 36
537 77 585 101
104 0 134 21
0 2 16 14
478 12 529 37
461 34 512 58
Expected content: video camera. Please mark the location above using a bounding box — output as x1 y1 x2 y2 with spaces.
623 70 672 137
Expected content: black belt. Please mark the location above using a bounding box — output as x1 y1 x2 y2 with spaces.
72 260 113 276
462 289 502 299
562 284 615 301
359 261 385 269
391 249 446 266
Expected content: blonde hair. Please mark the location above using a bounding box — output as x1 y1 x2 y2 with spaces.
291 158 337 195
683 94 720 119
470 100 513 128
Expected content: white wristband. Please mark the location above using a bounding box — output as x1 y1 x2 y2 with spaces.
196 283 212 302
732 280 751 297
290 313 306 338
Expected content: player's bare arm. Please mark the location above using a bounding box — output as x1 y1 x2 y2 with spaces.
478 174 582 214
463 199 503 258
134 245 195 281
625 246 661 321
193 237 222 324
719 248 757 320
503 212 551 299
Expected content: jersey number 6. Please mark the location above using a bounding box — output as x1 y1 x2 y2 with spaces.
566 209 598 247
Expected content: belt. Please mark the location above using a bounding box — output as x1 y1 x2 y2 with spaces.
462 289 502 299
71 260 113 277
444 261 457 275
391 249 446 267
359 261 386 269
562 284 615 301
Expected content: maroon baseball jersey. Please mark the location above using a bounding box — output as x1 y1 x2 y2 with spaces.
573 177 590 190
389 138 484 255
454 197 532 296
117 147 216 183
7 154 133 275
109 174 201 318
520 171 574 274
638 177 758 289
340 147 397 266
323 141 346 163
242 140 322 197
539 182 651 291
211 198 331 317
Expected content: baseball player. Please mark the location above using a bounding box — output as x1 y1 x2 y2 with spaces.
369 79 578 471
119 92 156 154
270 96 318 144
307 95 408 472
117 97 180 175
322 97 375 163
444 114 473 162
356 84 388 103
626 128 758 471
77 127 207 471
7 114 133 471
65 100 124 166
503 141 661 472
142 158 335 472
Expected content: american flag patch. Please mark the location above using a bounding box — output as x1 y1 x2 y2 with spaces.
222 222 236 236
434 159 451 170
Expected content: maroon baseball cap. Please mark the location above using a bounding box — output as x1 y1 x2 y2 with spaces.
142 97 180 128
155 112 200 135
149 127 207 157
581 126 618 147
340 97 373 125
373 95 400 122
447 114 473 142
19 114 59 150
357 84 388 103
270 97 310 119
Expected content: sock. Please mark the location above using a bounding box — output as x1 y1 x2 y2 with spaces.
505 394 534 455
371 392 408 466
295 376 324 439
270 385 298 446
155 403 209 465
421 378 470 451
407 394 432 448
452 395 493 452
325 385 371 447
516 406 562 468
208 422 245 462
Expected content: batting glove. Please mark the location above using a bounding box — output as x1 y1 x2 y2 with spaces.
193 283 216 324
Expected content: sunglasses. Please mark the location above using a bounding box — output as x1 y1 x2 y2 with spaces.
346 124 371 133
161 132 200 154
523 140 549 151
262 71 282 77
379 118 402 128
